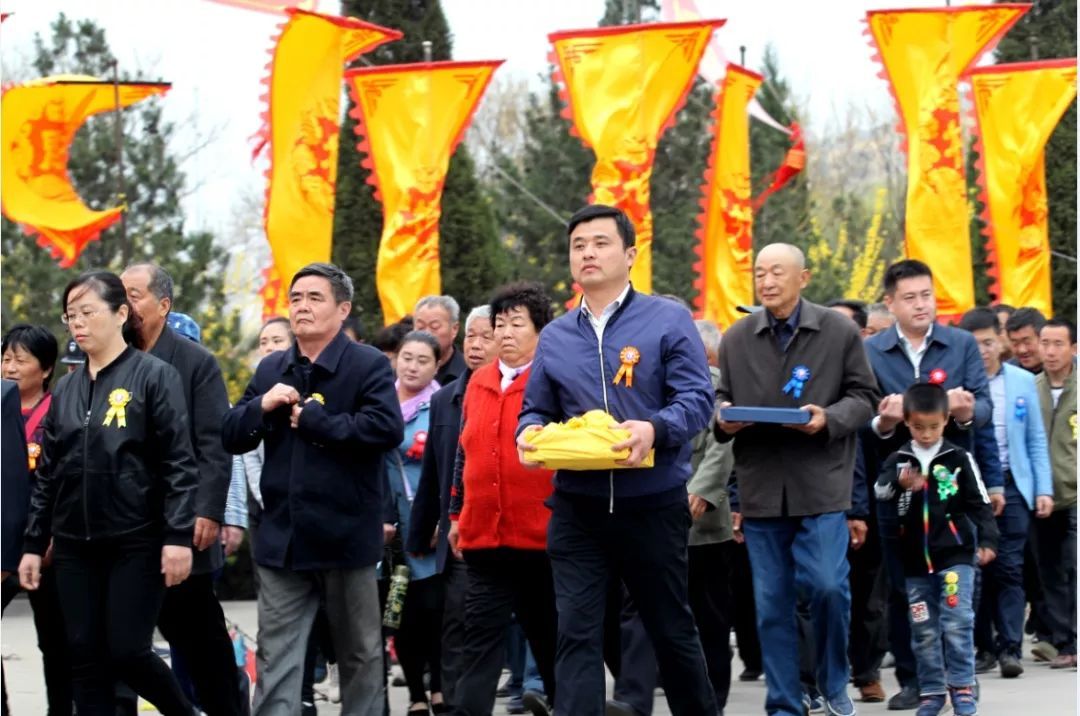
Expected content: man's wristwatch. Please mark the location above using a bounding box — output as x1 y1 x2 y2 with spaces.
955 416 974 429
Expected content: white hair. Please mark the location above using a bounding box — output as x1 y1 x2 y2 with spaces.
415 295 461 323
464 305 490 330
694 319 722 356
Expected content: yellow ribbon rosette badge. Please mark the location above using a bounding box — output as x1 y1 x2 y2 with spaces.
613 346 640 388
523 410 655 470
103 388 132 428
310 393 326 405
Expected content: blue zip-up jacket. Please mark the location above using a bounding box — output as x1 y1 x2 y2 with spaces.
518 287 714 501
864 323 1002 491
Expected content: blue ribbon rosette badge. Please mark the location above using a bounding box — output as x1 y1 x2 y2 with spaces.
782 365 812 399
1014 397 1027 421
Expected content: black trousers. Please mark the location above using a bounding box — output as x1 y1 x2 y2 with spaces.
441 558 468 707
847 527 887 686
729 540 762 673
28 567 75 715
453 548 558 716
608 587 658 716
52 535 192 716
2 575 18 716
547 493 715 716
396 575 445 703
689 543 734 711
157 572 244 715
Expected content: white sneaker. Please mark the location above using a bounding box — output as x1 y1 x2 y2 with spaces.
314 663 341 704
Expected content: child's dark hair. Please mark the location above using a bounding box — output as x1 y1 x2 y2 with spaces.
903 382 949 419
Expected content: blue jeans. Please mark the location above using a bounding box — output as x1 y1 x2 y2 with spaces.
506 620 544 696
743 513 851 716
906 564 976 696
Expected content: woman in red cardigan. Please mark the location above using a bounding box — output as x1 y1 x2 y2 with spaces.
447 282 557 716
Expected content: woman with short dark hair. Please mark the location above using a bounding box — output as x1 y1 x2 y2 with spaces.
447 282 559 715
2 323 71 714
18 270 198 715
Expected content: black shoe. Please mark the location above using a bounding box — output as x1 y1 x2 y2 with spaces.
887 684 920 710
522 690 552 716
739 667 763 681
1000 652 1024 678
975 650 998 673
301 701 318 716
605 700 637 716
496 677 513 698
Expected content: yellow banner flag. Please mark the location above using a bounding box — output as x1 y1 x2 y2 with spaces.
345 61 501 324
549 20 724 294
1 75 169 267
866 4 1028 318
260 9 400 295
693 65 761 329
970 59 1076 315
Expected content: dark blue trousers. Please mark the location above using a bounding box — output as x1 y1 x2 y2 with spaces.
547 492 715 716
975 477 1031 658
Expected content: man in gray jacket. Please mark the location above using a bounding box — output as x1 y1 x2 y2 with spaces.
687 319 737 712
716 244 879 716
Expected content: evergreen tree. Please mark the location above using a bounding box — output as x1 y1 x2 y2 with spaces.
993 0 1076 317
333 0 509 329
1 14 248 398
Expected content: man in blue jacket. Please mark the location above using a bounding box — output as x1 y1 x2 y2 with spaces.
864 259 999 710
223 263 404 716
959 308 1053 678
517 204 717 716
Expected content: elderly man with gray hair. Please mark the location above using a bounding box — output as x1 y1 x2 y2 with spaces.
415 295 468 386
224 262 405 715
715 243 879 716
406 305 497 709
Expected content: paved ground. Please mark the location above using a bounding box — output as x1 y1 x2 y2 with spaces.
3 596 1077 714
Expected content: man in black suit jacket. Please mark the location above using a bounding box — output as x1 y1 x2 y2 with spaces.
123 263 243 715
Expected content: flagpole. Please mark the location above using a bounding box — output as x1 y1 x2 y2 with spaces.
112 59 129 266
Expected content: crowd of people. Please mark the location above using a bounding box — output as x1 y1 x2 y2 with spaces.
0 203 1075 716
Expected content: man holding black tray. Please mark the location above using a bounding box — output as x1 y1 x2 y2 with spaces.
517 204 718 716
715 243 879 716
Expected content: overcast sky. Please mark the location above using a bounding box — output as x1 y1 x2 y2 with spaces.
1 0 963 238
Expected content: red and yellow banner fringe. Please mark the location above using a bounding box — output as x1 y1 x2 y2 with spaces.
693 65 761 329
346 61 501 325
866 4 1028 319
549 19 724 294
969 58 1076 316
258 9 400 317
0 75 170 267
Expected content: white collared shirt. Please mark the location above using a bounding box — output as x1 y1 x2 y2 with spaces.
581 282 631 342
871 323 937 439
989 369 1010 471
498 359 532 392
897 323 934 379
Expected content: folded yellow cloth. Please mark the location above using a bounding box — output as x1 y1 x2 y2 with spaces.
523 410 655 470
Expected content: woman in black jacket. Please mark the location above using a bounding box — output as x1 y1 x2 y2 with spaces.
17 271 198 716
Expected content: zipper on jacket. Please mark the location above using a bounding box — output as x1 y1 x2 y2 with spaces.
593 328 615 514
82 383 93 541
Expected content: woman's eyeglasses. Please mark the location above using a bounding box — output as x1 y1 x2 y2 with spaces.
60 308 103 326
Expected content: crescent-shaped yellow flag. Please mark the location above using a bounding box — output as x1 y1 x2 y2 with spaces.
549 19 724 294
970 59 1077 315
260 9 400 299
1 75 170 267
866 4 1028 319
693 64 761 329
345 61 502 325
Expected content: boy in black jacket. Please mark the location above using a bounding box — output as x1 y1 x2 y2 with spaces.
875 383 998 716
